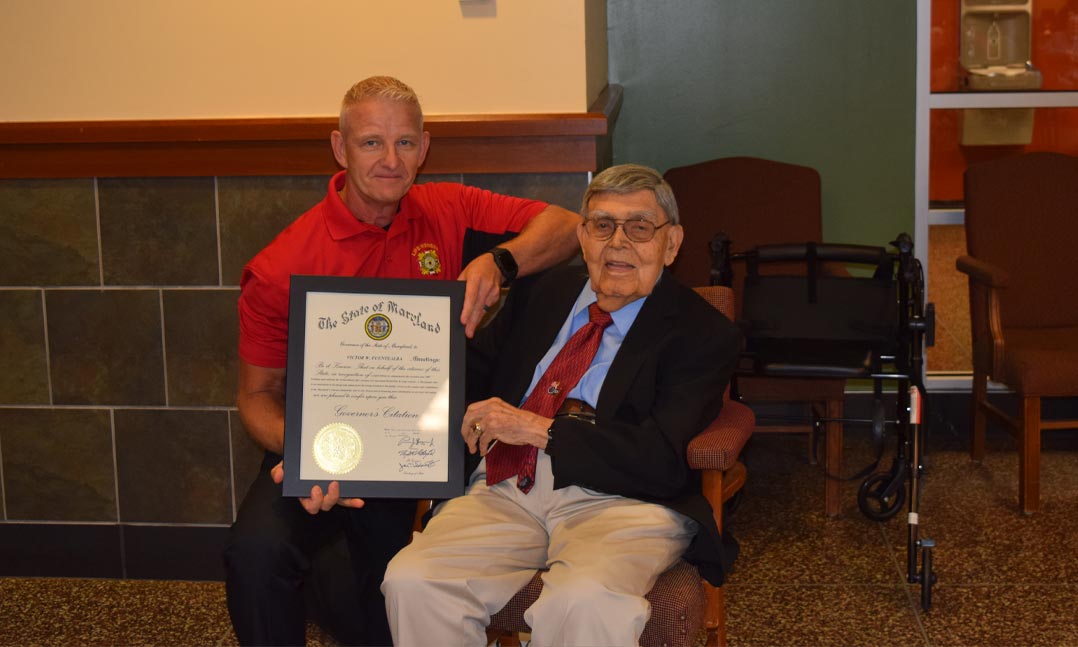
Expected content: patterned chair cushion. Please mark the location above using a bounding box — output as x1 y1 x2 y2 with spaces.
688 400 754 472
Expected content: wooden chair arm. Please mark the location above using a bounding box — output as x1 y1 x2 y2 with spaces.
701 464 747 521
956 255 1007 377
411 499 434 535
956 255 1010 288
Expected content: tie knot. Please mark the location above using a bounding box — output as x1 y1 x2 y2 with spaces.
587 302 613 329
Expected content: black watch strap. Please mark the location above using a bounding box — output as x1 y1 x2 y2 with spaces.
488 247 519 286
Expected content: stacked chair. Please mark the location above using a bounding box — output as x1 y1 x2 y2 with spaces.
665 157 848 516
957 151 1078 514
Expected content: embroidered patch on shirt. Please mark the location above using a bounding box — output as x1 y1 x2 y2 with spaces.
412 243 443 276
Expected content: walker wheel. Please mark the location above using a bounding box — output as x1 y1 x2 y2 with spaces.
919 538 937 612
857 473 906 521
920 546 935 611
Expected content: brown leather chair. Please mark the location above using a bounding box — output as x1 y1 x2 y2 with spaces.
957 151 1078 514
665 157 846 516
484 285 754 647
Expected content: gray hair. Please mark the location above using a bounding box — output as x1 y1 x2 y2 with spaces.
581 164 679 224
339 76 423 131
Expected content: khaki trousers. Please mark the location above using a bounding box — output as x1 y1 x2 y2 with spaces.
383 453 695 647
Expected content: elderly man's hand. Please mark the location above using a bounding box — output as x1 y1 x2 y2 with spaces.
457 253 504 338
270 461 365 514
461 397 553 456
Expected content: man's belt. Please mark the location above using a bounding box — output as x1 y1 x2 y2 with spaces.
557 398 596 420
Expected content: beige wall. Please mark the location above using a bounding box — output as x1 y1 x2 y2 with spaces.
0 0 607 121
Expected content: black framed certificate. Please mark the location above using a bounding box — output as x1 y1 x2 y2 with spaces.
283 276 465 499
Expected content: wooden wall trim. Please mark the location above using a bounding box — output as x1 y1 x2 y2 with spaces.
0 86 621 178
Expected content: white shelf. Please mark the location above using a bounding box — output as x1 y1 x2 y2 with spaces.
928 208 965 225
925 374 1015 394
929 91 1078 109
926 375 972 392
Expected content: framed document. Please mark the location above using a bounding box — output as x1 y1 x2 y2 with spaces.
282 276 465 499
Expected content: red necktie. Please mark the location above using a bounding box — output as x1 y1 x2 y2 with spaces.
486 302 614 493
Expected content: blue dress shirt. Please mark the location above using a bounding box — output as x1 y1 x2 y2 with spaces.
520 283 647 409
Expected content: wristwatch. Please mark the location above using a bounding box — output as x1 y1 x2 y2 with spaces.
487 247 519 286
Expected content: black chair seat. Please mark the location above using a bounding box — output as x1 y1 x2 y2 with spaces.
744 341 876 379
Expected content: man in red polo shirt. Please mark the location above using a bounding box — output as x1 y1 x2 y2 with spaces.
224 76 581 647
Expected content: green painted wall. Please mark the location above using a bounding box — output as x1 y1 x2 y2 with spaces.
607 1 916 247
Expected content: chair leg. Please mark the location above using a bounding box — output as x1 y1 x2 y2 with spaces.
1020 396 1041 515
703 583 725 647
824 398 843 517
806 401 821 466
970 370 988 462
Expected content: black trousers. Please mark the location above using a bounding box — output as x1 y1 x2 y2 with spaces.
223 453 415 646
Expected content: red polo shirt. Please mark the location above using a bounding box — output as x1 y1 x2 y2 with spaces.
239 171 547 368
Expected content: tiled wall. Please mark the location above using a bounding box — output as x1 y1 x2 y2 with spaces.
0 171 588 580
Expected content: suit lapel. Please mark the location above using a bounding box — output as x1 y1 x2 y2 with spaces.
595 269 680 416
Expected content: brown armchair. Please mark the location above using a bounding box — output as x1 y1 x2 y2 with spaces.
957 151 1078 514
484 285 754 647
665 157 846 516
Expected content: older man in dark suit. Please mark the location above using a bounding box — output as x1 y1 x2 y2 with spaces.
382 163 742 646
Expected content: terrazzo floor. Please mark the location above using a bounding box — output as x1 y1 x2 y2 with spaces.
2 408 1076 647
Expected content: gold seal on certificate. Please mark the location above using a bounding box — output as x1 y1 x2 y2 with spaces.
311 422 364 475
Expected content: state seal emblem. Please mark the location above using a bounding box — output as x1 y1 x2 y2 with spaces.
365 313 392 340
412 243 442 276
312 422 364 475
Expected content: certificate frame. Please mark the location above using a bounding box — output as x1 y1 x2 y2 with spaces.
282 275 465 499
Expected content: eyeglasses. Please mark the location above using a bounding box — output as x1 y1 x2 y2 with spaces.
584 217 671 243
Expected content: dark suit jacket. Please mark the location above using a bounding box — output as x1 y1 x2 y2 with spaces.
467 264 743 586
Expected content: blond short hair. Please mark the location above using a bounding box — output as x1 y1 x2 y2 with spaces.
339 76 423 131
